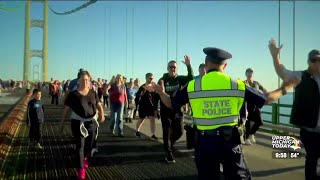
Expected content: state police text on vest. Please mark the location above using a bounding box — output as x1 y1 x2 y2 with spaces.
202 100 232 116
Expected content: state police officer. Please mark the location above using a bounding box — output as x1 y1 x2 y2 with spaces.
152 47 300 180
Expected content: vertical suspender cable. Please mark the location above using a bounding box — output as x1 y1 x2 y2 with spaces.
278 0 281 89
126 8 128 77
132 8 134 78
108 7 111 78
293 0 295 72
104 7 106 77
167 1 169 64
293 0 296 100
85 32 87 70
87 19 90 70
176 1 178 62
277 0 281 112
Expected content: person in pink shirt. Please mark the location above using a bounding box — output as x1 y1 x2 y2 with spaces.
108 74 128 136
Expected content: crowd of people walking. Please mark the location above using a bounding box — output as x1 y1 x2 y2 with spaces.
21 38 320 180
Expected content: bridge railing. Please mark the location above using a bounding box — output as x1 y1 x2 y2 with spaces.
260 103 300 136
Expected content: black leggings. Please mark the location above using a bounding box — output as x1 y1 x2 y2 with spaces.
51 94 59 105
29 122 42 143
160 109 183 154
71 119 97 168
103 95 109 107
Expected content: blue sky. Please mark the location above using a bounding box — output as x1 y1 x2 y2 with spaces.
0 1 319 91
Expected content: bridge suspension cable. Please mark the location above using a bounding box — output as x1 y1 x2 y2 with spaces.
132 8 134 78
0 1 96 14
166 1 169 64
49 0 97 15
108 8 111 78
176 1 178 62
277 0 281 106
103 7 107 77
126 8 128 77
0 3 24 11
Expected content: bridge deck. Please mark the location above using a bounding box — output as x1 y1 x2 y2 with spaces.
0 95 305 180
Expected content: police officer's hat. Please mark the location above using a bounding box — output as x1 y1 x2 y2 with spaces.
203 47 232 64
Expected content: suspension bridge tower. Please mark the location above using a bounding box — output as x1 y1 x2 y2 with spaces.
33 64 40 82
23 0 49 82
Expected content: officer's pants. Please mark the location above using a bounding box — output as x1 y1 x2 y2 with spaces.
300 128 320 180
194 128 251 180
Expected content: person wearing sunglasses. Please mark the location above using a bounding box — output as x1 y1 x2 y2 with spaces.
269 39 320 180
156 56 194 164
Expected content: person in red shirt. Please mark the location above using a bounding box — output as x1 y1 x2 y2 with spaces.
109 74 128 136
50 80 59 105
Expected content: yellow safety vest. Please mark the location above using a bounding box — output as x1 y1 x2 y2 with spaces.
187 71 245 130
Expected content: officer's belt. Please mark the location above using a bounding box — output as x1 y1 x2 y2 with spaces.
197 126 234 136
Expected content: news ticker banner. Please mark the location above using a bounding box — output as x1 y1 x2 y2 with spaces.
271 135 303 159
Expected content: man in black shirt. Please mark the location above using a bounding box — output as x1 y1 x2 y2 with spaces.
156 55 194 163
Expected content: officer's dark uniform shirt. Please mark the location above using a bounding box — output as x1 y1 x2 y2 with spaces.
170 69 267 117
